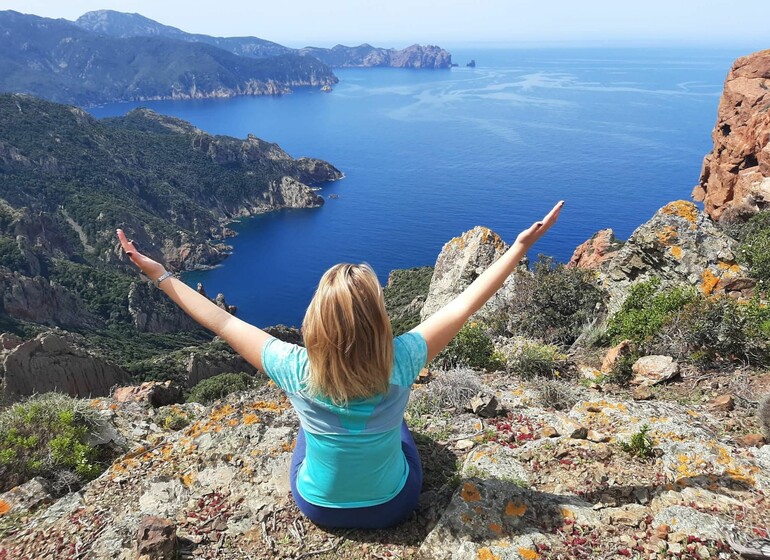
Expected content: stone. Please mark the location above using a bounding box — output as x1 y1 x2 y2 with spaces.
735 433 765 447
455 439 475 451
630 356 679 386
709 394 735 412
600 201 747 314
606 504 648 527
579 365 604 382
632 386 655 401
420 226 521 325
1 332 129 402
540 426 559 438
587 430 610 443
136 515 177 560
601 340 633 373
653 506 726 541
694 49 770 221
467 393 504 418
113 381 183 408
568 229 623 270
0 477 52 515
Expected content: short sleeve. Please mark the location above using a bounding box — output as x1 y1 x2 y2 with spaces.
260 337 308 394
390 331 428 387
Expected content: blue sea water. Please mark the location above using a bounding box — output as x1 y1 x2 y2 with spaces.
89 47 749 328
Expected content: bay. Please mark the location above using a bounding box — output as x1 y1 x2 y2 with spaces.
89 47 747 327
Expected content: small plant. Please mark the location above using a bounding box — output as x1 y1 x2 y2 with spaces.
531 378 579 411
155 406 193 430
759 394 770 440
186 372 258 405
509 342 567 379
407 367 485 418
0 393 105 493
435 322 503 371
619 424 654 458
605 350 640 386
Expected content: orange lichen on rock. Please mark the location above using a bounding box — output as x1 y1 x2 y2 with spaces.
460 482 482 502
518 548 541 560
656 225 678 246
504 500 527 517
701 269 720 295
243 413 260 425
477 548 500 560
181 472 197 487
0 499 11 516
670 245 683 259
488 522 503 534
717 260 741 273
661 201 698 223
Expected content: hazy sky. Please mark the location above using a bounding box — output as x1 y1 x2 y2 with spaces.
2 0 769 48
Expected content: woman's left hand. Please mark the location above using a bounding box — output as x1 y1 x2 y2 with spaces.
116 229 167 282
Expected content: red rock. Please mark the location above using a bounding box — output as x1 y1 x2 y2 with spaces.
113 381 183 408
601 340 633 374
695 49 770 221
735 433 766 447
568 229 622 270
136 515 177 560
709 394 735 412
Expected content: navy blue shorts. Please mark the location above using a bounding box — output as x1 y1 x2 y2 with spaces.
289 420 423 529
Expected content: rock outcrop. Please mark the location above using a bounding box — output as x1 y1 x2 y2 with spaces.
568 229 623 270
298 44 452 69
420 227 519 324
601 201 751 313
694 49 770 221
0 332 129 401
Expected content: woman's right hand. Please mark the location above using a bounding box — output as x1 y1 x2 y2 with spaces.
515 200 564 248
116 229 167 282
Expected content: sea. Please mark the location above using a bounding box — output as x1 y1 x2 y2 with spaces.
88 46 752 328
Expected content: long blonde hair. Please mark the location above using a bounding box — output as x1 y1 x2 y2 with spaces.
302 263 393 404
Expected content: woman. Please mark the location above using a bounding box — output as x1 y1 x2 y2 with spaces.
116 200 563 529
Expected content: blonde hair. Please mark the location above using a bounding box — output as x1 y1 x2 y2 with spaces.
302 263 393 404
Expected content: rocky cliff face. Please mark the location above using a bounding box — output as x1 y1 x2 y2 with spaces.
420 227 520 324
0 332 129 401
298 44 452 69
694 49 770 221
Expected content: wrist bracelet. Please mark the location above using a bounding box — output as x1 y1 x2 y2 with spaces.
154 271 174 287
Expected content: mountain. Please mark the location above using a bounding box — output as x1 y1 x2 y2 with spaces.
0 93 341 334
75 10 453 69
75 9 292 59
298 43 453 69
0 11 337 106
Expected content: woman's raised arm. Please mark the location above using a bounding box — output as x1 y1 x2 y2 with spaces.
116 230 271 371
412 201 564 362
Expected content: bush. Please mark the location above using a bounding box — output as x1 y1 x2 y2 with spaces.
0 393 105 493
509 255 604 346
508 342 567 379
728 210 770 287
186 372 258 405
155 406 194 430
663 296 770 366
606 278 696 347
407 367 485 418
435 322 503 371
531 378 579 411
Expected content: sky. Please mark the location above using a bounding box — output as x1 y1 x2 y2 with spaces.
1 0 769 48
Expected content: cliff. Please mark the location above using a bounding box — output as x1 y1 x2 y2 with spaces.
694 49 770 221
0 11 337 106
298 43 453 69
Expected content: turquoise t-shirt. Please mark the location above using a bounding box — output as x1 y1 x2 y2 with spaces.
260 331 427 508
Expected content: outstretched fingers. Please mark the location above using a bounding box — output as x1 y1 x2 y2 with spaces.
541 200 565 229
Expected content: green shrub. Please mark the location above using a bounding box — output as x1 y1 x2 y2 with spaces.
186 372 258 405
607 278 696 347
508 342 567 379
0 393 105 493
619 424 654 458
155 406 193 430
605 349 640 385
435 322 503 371
508 255 604 346
384 267 434 336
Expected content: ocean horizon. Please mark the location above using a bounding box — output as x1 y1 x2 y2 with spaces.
89 46 749 327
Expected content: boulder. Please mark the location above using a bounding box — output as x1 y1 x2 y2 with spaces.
0 477 52 515
568 229 623 270
694 49 770 221
630 355 679 386
420 226 520 324
113 381 183 407
136 515 177 560
601 340 633 374
601 201 748 313
0 332 129 402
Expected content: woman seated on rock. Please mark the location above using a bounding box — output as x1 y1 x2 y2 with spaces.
116 200 562 529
